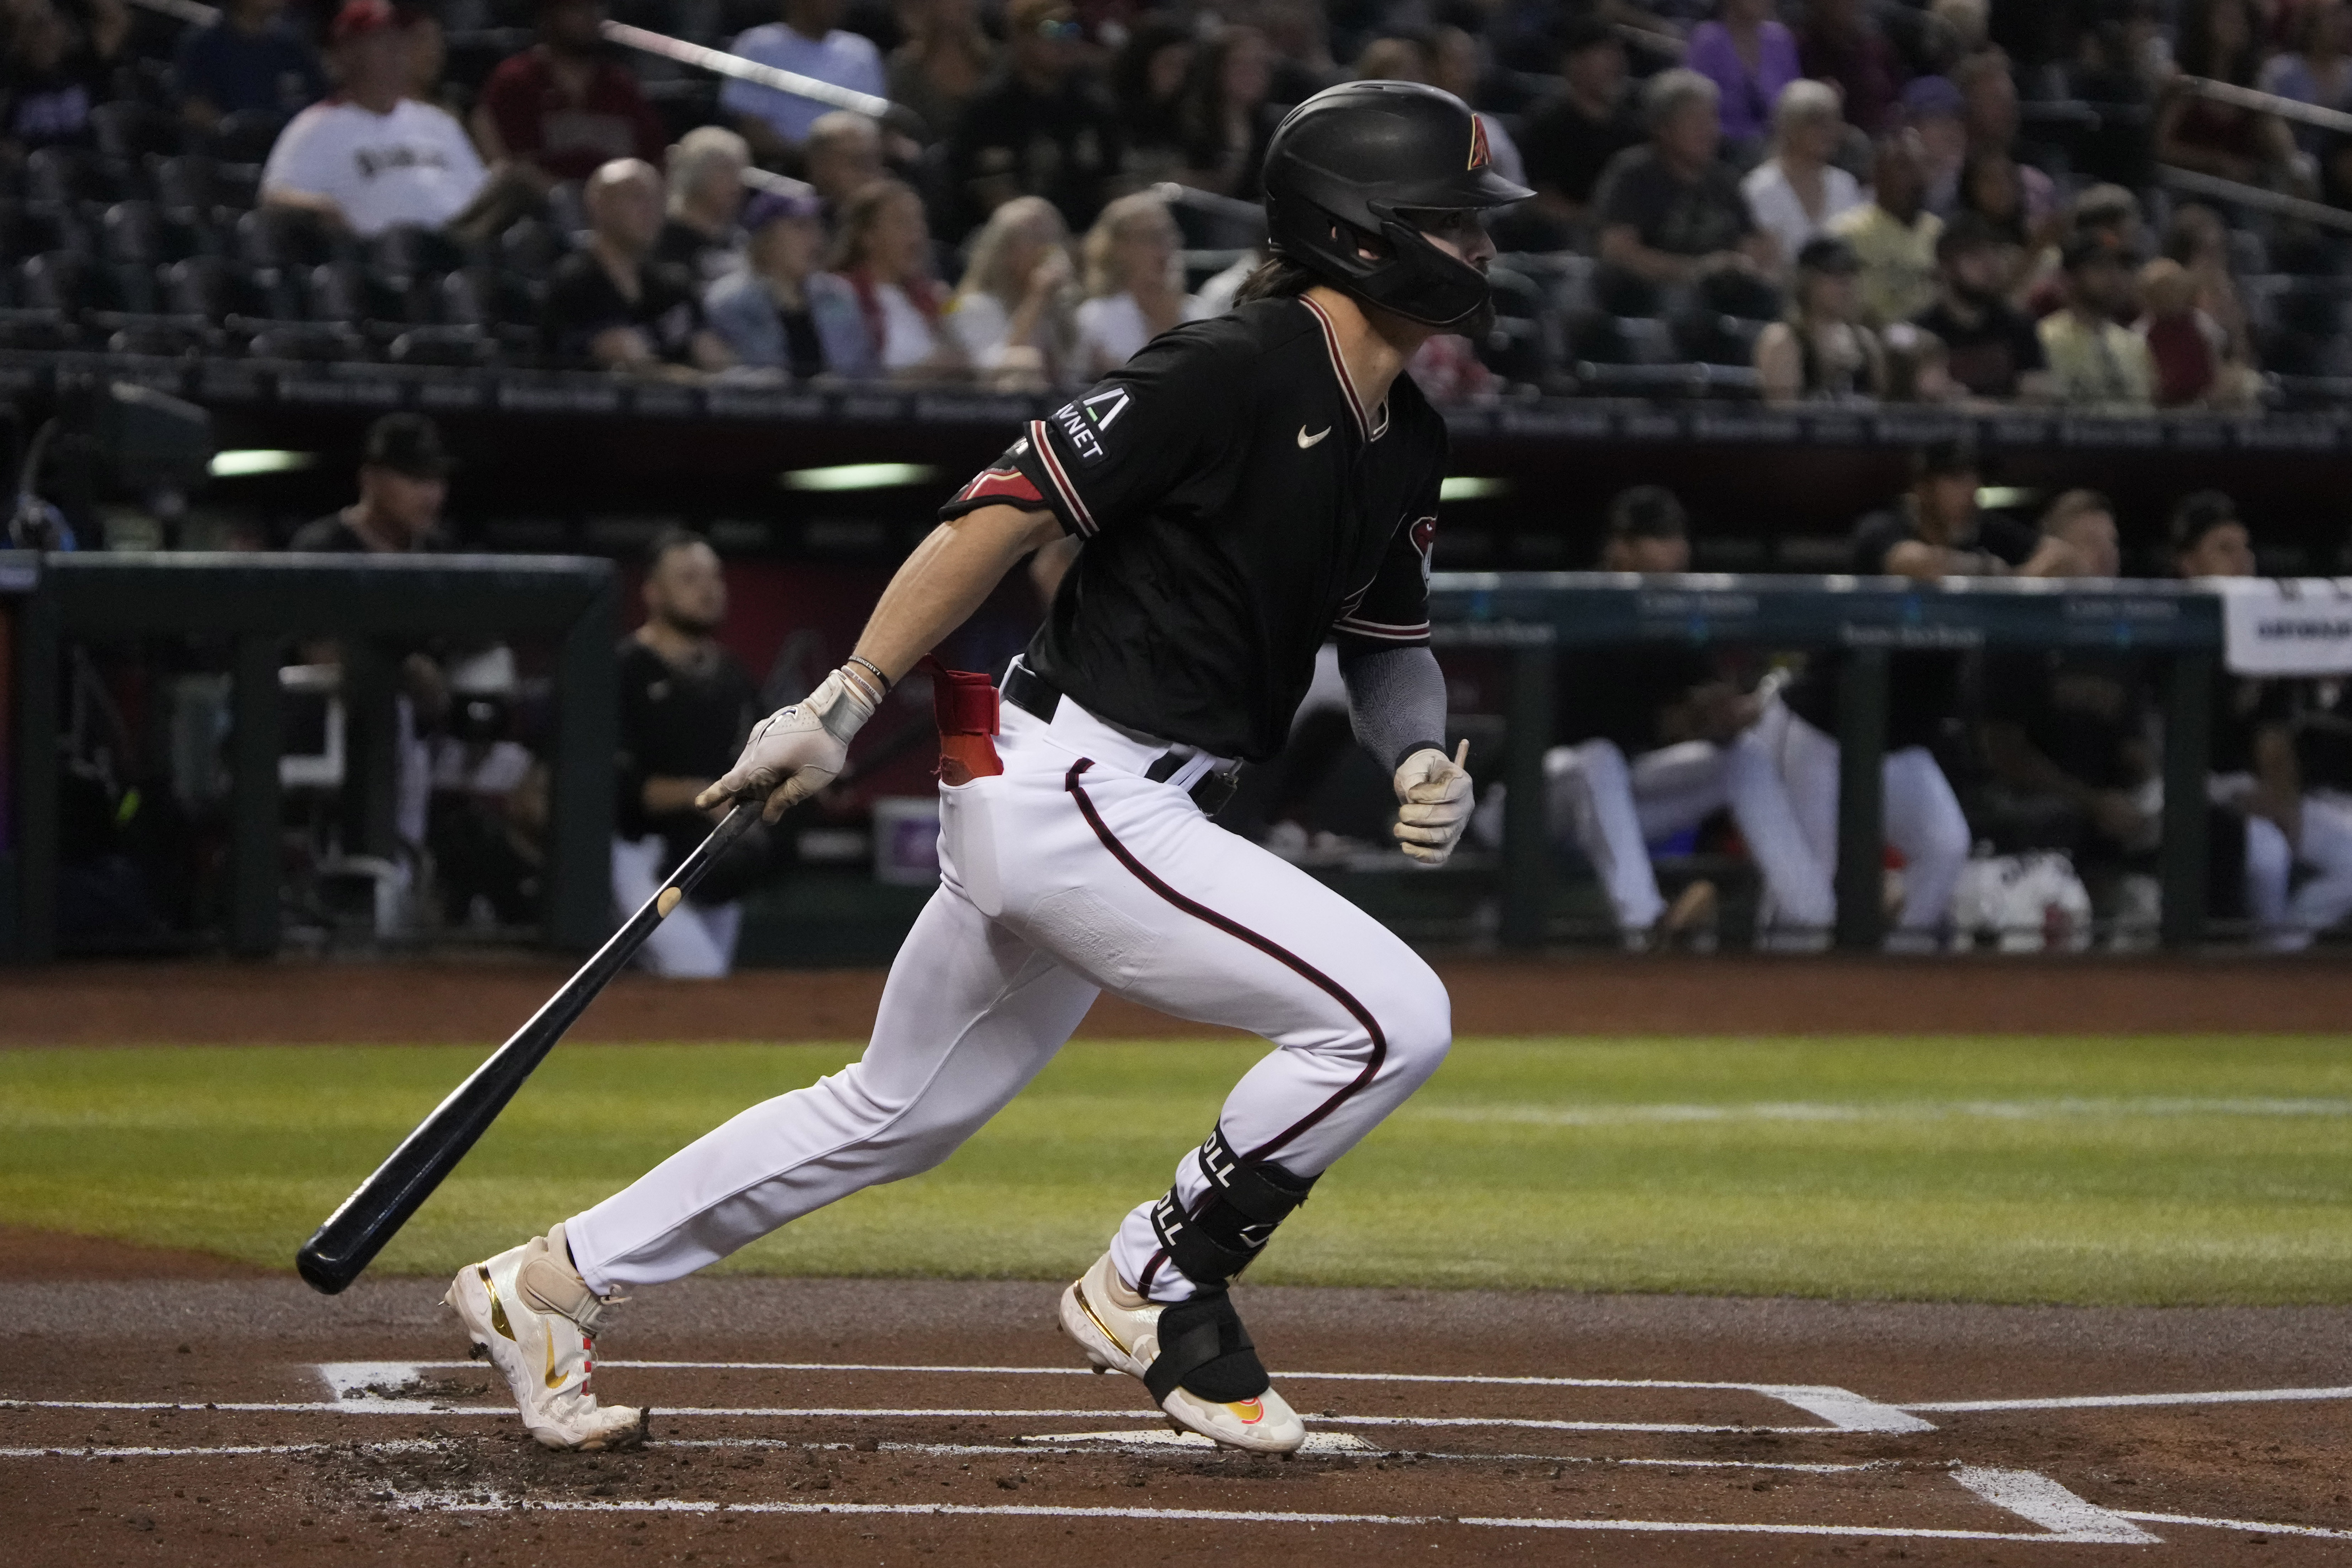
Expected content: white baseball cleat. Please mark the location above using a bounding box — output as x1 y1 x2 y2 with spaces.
445 1222 647 1452
1058 1250 1305 1454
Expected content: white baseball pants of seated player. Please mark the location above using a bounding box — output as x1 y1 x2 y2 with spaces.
1751 698 1971 947
565 696 1452 1303
610 835 743 979
2224 779 2352 951
1545 735 1836 936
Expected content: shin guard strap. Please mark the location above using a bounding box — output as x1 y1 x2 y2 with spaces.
1149 1125 1318 1288
1142 1288 1268 1405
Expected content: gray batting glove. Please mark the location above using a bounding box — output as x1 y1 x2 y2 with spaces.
1391 741 1472 865
698 667 879 822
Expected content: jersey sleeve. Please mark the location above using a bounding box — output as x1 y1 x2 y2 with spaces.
936 326 1239 537
1333 472 1441 651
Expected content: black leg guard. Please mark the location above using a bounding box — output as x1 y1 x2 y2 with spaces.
1141 1126 1317 1403
1149 1125 1319 1289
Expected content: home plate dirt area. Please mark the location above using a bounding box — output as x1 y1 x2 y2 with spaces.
5 1276 2350 1567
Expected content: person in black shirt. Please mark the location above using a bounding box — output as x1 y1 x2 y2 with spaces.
543 159 733 372
611 531 764 977
1591 67 1778 320
942 0 1123 240
1511 18 1645 246
1526 487 1833 945
443 81 1527 1460
1769 440 2083 945
1912 212 2052 401
651 126 750 287
2172 492 2352 947
289 413 451 552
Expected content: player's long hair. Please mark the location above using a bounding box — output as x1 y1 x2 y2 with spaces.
1233 254 1320 303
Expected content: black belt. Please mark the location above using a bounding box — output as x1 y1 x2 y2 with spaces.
1001 663 1240 817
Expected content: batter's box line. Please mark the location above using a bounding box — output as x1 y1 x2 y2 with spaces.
382 1466 2157 1545
307 1362 1934 1434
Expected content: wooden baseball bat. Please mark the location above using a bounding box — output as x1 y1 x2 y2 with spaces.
295 802 761 1293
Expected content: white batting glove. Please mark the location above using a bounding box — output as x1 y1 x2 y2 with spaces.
1391 740 1472 865
697 666 879 822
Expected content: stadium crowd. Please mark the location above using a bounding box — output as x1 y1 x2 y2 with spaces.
6 0 2352 399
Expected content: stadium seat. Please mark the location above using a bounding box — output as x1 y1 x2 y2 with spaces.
498 215 566 275
246 320 372 361
389 324 497 366
89 100 183 165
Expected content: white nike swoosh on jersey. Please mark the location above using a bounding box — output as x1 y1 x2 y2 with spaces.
1297 426 1331 448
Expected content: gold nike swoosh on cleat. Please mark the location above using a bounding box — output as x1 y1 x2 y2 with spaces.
480 1266 517 1342
544 1330 564 1391
1296 425 1330 449
1072 1282 1133 1357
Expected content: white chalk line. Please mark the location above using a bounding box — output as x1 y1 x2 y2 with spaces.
1408 1096 2352 1129
1906 1385 2352 1413
2117 1511 2352 1542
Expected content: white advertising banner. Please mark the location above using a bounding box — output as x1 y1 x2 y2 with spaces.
2211 578 2352 676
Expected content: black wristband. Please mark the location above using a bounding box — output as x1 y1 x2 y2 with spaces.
1395 739 1450 770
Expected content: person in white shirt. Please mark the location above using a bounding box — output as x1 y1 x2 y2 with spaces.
260 0 488 237
1073 189 1210 376
829 176 958 377
723 0 887 165
1739 78 1862 279
943 194 1078 387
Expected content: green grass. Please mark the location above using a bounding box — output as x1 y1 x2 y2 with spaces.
4 1036 2351 1305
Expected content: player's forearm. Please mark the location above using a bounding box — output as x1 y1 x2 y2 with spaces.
854 504 1064 683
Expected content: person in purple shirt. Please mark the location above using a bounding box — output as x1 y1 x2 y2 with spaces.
1685 0 1801 154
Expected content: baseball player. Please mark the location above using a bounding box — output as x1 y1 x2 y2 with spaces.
1518 485 1835 946
446 82 1529 1455
1763 440 2082 945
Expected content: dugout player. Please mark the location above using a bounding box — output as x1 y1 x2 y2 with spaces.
446 81 1531 1454
1525 486 1835 945
1763 440 2083 946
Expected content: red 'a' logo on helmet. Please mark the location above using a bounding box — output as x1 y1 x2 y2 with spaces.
1468 114 1490 171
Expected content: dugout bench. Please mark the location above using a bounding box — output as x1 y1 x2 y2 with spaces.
1430 573 2225 952
1 552 617 961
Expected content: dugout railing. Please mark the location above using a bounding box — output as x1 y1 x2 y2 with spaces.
1430 572 2225 952
0 551 617 962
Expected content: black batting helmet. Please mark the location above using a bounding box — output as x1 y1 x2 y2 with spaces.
1261 80 1532 328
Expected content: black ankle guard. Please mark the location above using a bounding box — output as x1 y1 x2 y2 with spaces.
1149 1125 1318 1288
1143 1287 1267 1404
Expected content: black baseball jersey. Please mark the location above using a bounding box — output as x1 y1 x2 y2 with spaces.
939 296 1447 761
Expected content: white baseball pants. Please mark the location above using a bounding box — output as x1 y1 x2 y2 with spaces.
1546 735 1836 935
566 696 1452 1303
2241 794 2352 951
610 835 742 979
1752 700 1972 944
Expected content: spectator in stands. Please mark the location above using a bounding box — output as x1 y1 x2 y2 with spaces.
2037 232 2155 408
2025 184 2145 320
1427 26 1527 188
613 530 763 978
260 0 489 237
290 413 450 552
171 0 326 136
1108 17 1195 186
1176 23 1277 199
2173 492 2352 949
832 176 956 376
945 194 1076 388
1684 0 1801 155
1828 129 1943 327
946 0 1122 236
2157 0 2307 192
2 0 128 159
724 0 887 166
2160 203 2255 370
472 0 665 188
1074 189 1207 377
1768 439 2079 948
1593 69 1778 319
2136 256 2259 407
2261 0 2352 178
702 186 874 377
655 125 750 284
1258 0 1343 105
1913 211 2052 399
543 157 732 374
1514 19 1644 246
1755 235 1886 401
1741 79 1864 273
1953 51 2055 226
1900 74 1967 215
1954 149 2034 294
1799 0 1906 132
802 109 884 215
886 0 997 142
